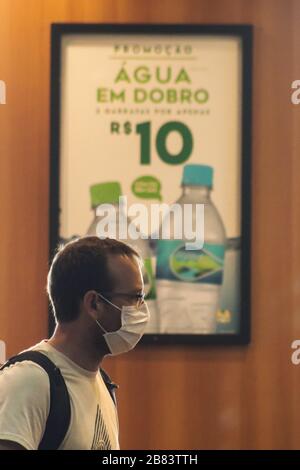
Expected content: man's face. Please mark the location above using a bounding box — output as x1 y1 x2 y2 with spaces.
98 254 144 333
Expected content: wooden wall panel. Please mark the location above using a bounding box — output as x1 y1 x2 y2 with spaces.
0 0 299 449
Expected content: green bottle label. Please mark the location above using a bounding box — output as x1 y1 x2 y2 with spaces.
143 257 157 300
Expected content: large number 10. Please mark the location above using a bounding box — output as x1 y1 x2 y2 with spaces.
136 121 193 165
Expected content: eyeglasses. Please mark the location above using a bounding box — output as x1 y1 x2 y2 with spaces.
100 291 146 308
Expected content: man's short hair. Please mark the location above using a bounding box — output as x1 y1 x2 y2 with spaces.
47 236 140 323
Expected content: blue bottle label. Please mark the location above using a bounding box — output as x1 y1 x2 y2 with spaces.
156 240 225 285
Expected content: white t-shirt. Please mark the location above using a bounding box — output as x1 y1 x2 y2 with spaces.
0 340 120 450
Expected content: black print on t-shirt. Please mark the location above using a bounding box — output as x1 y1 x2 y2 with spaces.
91 404 112 450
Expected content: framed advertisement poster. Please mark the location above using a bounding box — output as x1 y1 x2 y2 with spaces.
50 24 252 345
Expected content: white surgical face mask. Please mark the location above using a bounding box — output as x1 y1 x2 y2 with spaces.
95 292 150 356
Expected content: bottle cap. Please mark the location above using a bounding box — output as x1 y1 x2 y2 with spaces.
90 182 122 208
182 164 213 188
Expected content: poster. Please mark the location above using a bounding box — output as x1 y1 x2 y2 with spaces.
50 24 252 344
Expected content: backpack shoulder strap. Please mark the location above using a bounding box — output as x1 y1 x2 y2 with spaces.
99 367 119 406
0 351 71 450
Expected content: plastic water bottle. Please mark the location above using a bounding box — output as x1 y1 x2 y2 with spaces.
155 164 226 333
217 237 241 333
86 182 158 333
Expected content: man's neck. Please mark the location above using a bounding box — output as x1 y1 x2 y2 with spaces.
48 325 108 372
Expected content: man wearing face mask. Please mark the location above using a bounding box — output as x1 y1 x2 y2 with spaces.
0 236 150 450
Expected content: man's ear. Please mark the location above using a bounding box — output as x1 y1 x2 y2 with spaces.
83 290 101 320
